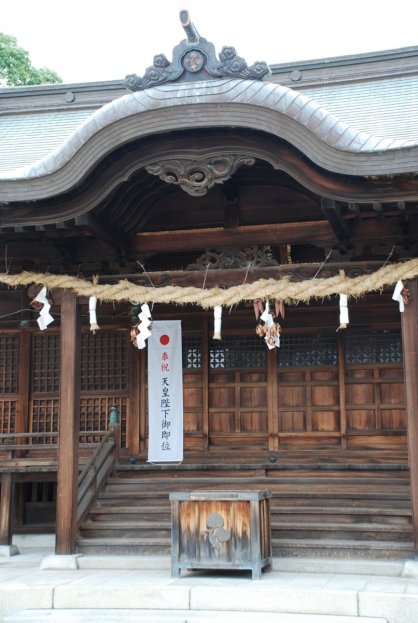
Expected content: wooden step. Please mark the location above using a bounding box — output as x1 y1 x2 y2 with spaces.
78 460 414 560
272 538 414 559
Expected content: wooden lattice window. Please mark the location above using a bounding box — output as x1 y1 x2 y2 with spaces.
209 336 266 369
0 400 16 434
31 333 60 393
81 331 128 391
31 398 59 443
344 329 402 364
0 335 19 394
79 396 127 447
182 336 202 369
278 333 338 368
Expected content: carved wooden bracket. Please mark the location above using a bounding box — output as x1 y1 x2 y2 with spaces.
187 246 278 270
145 155 255 196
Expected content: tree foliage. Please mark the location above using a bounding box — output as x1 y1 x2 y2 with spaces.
0 33 62 87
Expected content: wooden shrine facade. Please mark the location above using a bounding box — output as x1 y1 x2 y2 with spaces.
0 309 407 457
1 14 418 556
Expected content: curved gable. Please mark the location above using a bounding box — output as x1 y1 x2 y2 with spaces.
1 78 418 203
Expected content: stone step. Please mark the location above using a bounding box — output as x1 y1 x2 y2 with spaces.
2 609 388 623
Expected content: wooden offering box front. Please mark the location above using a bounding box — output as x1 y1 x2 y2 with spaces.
169 490 272 579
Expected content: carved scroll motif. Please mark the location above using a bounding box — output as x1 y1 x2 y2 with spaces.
145 155 255 196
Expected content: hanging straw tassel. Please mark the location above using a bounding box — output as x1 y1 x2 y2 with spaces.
89 296 100 334
253 298 264 320
213 306 222 340
275 299 285 319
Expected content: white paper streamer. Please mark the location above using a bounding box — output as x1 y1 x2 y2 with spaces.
392 280 405 312
260 300 274 328
213 306 222 340
339 294 349 327
135 303 153 348
89 296 100 333
34 287 54 331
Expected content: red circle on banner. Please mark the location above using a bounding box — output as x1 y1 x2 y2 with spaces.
160 334 170 345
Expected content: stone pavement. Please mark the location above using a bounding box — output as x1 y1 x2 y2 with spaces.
1 543 418 623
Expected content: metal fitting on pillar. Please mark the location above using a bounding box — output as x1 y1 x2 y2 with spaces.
108 405 119 426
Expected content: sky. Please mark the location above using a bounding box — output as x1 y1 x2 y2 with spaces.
2 0 418 85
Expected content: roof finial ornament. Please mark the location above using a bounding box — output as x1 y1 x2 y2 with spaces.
124 10 271 92
179 9 200 44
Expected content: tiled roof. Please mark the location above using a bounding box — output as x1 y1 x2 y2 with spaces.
301 75 418 142
1 46 418 185
0 110 93 173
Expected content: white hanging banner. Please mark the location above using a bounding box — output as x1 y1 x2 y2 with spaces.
147 320 183 462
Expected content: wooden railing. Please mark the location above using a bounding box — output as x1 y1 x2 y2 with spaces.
0 431 59 454
77 429 118 527
0 430 115 457
0 429 119 546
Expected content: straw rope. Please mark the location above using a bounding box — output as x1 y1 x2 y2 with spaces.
1 259 418 308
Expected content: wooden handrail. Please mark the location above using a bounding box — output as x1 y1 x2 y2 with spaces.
0 431 112 452
77 430 114 485
77 428 119 526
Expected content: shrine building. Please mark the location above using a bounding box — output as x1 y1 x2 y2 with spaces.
1 12 418 560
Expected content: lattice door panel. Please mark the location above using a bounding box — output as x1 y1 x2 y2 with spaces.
0 333 19 434
0 400 16 434
79 396 127 447
0 335 19 394
30 398 59 444
81 331 128 392
31 333 60 394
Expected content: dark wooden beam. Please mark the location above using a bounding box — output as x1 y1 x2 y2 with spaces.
104 261 388 289
56 290 80 555
401 277 418 555
321 198 348 243
75 213 130 253
133 221 334 253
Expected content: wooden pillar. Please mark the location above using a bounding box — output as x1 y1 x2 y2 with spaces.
16 330 31 457
0 473 13 545
128 340 141 457
55 291 80 554
401 278 418 556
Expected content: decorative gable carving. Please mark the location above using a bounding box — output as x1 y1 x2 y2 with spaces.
124 10 271 92
145 154 255 196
